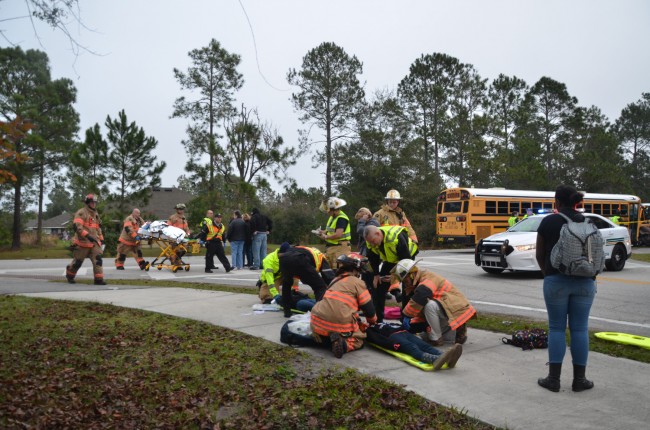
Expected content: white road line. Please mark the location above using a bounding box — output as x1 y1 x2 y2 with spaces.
473 300 650 329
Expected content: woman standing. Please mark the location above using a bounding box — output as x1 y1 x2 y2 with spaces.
535 184 596 393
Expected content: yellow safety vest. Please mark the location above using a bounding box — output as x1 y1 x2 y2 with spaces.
325 211 351 245
296 246 326 271
203 217 217 240
367 226 418 263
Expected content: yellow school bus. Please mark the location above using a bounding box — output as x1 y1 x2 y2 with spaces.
435 187 648 246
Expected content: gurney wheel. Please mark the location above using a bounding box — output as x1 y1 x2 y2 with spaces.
157 265 162 270
145 263 150 271
172 266 179 273
184 265 190 271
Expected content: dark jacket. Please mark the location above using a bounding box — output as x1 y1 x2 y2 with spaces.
227 217 247 242
250 209 272 234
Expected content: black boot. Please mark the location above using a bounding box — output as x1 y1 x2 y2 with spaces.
538 362 562 392
572 364 594 392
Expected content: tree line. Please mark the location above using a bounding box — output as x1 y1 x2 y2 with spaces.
2 39 649 249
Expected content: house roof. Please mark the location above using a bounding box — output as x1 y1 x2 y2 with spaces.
25 211 72 230
141 186 193 220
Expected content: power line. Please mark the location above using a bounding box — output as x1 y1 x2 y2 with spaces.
237 0 290 92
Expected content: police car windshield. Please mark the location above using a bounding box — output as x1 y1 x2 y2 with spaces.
508 216 544 232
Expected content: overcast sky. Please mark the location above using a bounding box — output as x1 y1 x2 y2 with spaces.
2 0 649 193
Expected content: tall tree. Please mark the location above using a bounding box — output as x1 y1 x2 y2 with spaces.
614 93 650 198
398 53 464 176
172 39 243 193
486 74 530 187
529 77 577 187
444 63 488 186
0 46 77 249
69 123 109 199
568 106 629 193
105 110 166 217
287 42 365 196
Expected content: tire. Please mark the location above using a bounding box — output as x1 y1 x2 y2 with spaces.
184 265 190 271
482 267 504 274
606 244 626 272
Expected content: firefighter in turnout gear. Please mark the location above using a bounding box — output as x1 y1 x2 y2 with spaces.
310 253 378 359
279 245 336 317
373 189 418 243
394 259 476 346
168 203 190 265
115 208 149 270
65 194 106 285
317 197 352 269
363 225 418 323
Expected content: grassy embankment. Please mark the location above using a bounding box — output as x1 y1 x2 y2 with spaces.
0 296 497 429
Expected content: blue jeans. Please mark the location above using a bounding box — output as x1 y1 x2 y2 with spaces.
252 232 267 268
543 274 596 366
230 240 244 268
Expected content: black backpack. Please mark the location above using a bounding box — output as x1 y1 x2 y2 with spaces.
502 328 548 351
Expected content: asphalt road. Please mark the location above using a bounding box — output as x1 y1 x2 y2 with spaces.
2 248 649 337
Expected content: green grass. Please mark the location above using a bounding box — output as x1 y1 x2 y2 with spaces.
0 296 497 429
630 252 650 263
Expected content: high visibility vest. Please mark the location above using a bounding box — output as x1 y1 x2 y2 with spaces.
367 226 417 263
325 211 351 245
203 217 217 240
508 216 518 227
296 246 326 271
610 215 621 225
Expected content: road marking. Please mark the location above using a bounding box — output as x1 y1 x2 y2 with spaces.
473 300 650 330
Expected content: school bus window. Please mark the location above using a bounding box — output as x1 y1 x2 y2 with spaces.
543 202 553 209
443 201 462 213
498 201 508 214
603 205 612 216
510 202 520 213
437 202 442 213
463 201 469 213
620 206 628 216
592 204 601 214
486 201 496 214
532 202 542 210
584 203 592 212
522 202 531 210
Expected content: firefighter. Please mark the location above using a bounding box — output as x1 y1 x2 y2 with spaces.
168 203 190 265
278 245 336 317
363 224 418 323
310 253 378 359
115 208 149 270
65 194 106 285
374 189 418 243
393 259 476 346
317 197 351 269
198 212 232 273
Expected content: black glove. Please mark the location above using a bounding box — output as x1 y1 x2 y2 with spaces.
391 291 403 303
283 307 292 318
86 235 97 243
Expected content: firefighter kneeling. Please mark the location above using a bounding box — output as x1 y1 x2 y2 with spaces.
310 253 378 359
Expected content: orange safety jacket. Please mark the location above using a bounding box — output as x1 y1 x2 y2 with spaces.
168 213 190 235
402 270 476 330
119 214 144 246
295 246 326 271
72 205 104 248
310 274 374 337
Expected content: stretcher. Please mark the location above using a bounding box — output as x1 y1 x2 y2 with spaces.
138 221 201 273
368 342 448 371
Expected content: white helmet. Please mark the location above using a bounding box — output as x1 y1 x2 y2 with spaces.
392 259 417 281
385 189 401 200
319 197 347 212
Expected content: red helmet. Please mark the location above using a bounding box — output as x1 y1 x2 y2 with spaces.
337 252 370 273
85 193 98 204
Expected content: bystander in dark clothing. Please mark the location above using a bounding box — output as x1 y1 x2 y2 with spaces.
243 213 253 267
250 207 273 270
227 211 247 270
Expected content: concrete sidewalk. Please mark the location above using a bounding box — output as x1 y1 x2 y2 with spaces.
19 287 650 430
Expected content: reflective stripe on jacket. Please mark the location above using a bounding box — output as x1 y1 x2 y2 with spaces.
367 226 417 263
310 274 372 336
73 206 103 248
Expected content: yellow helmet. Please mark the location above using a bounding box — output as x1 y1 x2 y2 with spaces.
385 189 401 200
